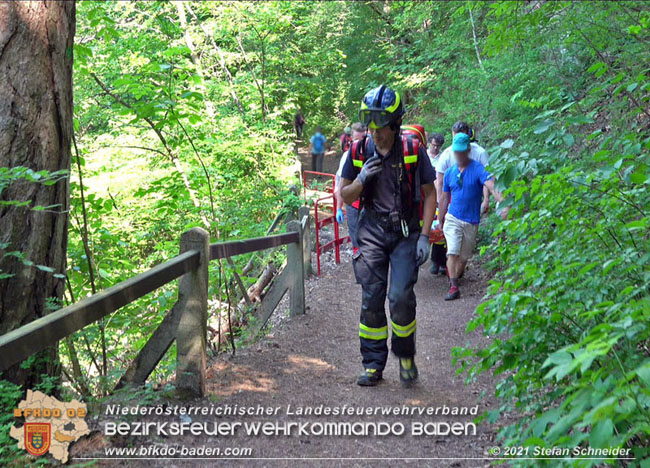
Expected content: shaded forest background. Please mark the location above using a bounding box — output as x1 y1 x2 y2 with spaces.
0 1 649 465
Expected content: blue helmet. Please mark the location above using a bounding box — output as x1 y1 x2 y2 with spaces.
359 85 404 129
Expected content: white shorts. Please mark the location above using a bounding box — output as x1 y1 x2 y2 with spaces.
443 213 479 262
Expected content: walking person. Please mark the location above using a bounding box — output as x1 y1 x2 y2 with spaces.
435 121 490 215
429 210 447 275
427 132 445 168
438 133 509 301
340 126 352 154
426 132 447 275
310 127 327 172
339 85 437 388
294 111 305 139
335 123 367 255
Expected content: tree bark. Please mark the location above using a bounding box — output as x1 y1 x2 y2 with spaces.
468 6 485 71
0 1 75 385
247 263 276 303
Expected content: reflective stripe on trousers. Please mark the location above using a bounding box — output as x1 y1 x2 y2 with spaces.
353 210 420 371
359 323 388 340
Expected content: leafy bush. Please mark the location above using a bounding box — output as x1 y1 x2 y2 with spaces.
0 380 26 465
452 2 650 463
3 4 649 464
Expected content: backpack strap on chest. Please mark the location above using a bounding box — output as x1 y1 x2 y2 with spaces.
349 136 372 208
350 136 369 172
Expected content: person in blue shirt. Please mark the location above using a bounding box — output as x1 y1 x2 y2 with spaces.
438 133 509 300
310 127 327 172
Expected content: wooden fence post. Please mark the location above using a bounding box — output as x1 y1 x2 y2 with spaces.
286 220 305 317
176 227 209 399
299 205 312 277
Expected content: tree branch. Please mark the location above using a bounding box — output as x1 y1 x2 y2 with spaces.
469 6 485 71
185 4 245 115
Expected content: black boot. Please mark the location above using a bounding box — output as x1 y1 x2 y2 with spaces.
357 368 383 386
399 358 418 388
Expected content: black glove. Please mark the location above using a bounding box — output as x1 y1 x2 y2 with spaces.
357 155 382 186
416 233 429 267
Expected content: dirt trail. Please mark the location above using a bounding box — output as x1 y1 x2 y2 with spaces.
297 139 342 176
88 251 498 468
201 145 499 465
197 255 497 468
85 144 500 467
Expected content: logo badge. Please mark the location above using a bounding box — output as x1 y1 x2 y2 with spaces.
24 423 51 456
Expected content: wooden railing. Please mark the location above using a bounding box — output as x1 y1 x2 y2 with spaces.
0 206 312 398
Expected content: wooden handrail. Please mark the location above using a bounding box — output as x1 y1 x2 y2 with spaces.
209 231 299 260
0 214 311 398
0 249 200 371
0 231 302 372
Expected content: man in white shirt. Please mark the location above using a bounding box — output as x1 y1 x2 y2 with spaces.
427 132 445 168
435 121 491 215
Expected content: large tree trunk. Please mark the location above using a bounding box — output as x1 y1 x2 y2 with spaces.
0 1 75 386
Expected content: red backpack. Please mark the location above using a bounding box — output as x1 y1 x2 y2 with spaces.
401 124 427 147
340 133 352 153
401 125 428 225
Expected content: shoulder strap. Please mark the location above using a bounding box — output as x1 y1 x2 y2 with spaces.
350 136 373 208
350 136 370 171
399 134 423 213
402 134 419 170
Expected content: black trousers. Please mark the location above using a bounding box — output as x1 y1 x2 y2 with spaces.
353 210 420 371
311 152 324 172
430 242 447 266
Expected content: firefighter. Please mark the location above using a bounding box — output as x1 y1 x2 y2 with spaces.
339 85 437 387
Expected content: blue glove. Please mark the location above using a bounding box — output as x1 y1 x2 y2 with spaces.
336 208 345 224
416 233 429 267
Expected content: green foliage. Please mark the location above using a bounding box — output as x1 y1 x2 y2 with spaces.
2 2 649 464
59 0 315 395
0 380 26 465
449 2 650 465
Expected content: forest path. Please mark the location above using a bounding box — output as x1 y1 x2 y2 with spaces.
194 254 499 468
191 144 498 466
90 144 499 468
192 144 497 466
295 137 342 175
